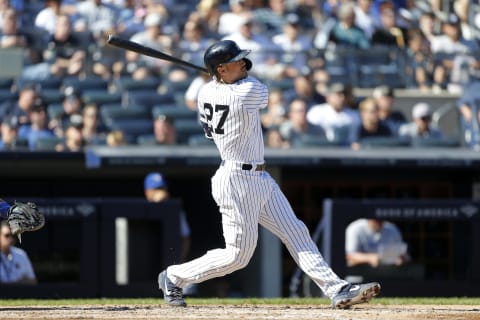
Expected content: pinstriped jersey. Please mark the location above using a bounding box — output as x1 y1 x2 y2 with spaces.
198 76 268 163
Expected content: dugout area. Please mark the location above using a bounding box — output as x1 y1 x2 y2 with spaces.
1 146 480 298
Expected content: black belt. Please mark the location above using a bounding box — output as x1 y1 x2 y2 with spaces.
221 161 266 171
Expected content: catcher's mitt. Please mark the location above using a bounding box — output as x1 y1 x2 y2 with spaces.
7 201 45 241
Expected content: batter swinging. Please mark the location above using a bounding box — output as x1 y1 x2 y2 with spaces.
158 40 380 309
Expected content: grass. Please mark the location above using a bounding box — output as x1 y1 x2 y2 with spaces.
0 297 479 307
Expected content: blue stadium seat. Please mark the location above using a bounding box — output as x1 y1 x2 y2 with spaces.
113 76 160 92
100 106 151 127
0 77 14 90
359 136 411 148
16 76 62 91
174 118 203 144
187 134 215 146
82 90 122 105
107 119 153 140
35 136 65 151
47 103 64 120
124 90 175 109
40 89 64 105
152 105 197 120
136 134 157 145
63 76 109 93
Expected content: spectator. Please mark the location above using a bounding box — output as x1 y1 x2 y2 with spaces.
0 8 26 49
350 97 393 150
456 82 480 148
430 13 480 93
0 83 39 126
195 0 221 38
81 103 106 145
260 88 287 130
0 0 10 29
18 100 56 150
345 218 409 268
106 129 127 147
49 86 84 137
179 18 215 68
144 172 191 262
372 85 406 135
404 28 434 91
0 221 37 284
330 2 370 49
56 123 85 152
34 0 63 35
0 116 20 150
306 83 360 145
73 0 118 40
153 114 176 145
265 126 289 149
279 98 326 147
184 72 210 111
283 73 325 108
371 1 407 48
398 102 443 139
223 16 284 80
272 13 312 78
23 14 86 80
354 0 376 39
114 12 172 78
217 0 252 37
253 0 290 35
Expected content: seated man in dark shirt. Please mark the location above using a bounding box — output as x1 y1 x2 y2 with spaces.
350 97 392 150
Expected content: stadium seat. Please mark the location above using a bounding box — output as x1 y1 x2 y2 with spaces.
113 76 160 92
106 119 153 140
292 134 341 148
40 89 64 105
16 76 62 91
100 106 151 127
47 103 64 119
152 105 197 120
0 77 13 90
136 134 157 145
174 118 203 144
35 136 64 151
82 90 122 105
411 137 461 148
0 89 17 102
124 90 175 109
63 76 109 93
359 136 411 148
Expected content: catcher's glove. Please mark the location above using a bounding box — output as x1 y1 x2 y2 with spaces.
7 201 45 242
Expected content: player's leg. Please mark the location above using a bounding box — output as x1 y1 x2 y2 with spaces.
258 178 348 298
166 170 266 288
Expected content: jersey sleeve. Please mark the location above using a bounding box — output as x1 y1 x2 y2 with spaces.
238 77 269 111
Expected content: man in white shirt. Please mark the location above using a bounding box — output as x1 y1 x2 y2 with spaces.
0 221 37 284
306 83 360 144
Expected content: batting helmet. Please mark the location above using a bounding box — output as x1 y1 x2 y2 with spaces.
204 40 252 76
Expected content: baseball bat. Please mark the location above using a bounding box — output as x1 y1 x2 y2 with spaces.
106 34 209 74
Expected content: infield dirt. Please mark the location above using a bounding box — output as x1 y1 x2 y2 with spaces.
0 304 479 320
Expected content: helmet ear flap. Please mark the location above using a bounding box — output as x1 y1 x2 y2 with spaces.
243 58 252 70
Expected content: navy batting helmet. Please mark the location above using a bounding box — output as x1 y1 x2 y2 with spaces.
204 40 252 76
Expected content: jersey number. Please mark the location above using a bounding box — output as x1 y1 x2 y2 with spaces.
203 103 229 134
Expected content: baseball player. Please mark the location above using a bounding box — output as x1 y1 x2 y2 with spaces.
158 40 381 308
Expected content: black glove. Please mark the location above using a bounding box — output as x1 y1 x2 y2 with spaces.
7 201 45 241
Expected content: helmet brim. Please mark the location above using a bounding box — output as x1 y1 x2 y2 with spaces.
227 49 251 64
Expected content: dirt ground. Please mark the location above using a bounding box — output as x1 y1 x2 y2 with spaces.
0 304 479 320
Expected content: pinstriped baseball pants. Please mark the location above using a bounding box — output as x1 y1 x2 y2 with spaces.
167 165 348 298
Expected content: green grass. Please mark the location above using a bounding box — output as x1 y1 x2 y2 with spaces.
0 297 479 306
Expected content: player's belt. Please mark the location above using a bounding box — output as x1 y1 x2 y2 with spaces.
221 160 266 171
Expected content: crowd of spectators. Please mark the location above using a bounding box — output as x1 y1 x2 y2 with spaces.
0 0 479 152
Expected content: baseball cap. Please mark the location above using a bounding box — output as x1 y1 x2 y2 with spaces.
445 13 460 25
412 102 432 119
144 172 167 190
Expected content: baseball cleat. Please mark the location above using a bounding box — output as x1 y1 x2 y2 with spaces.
331 282 381 309
158 270 187 307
